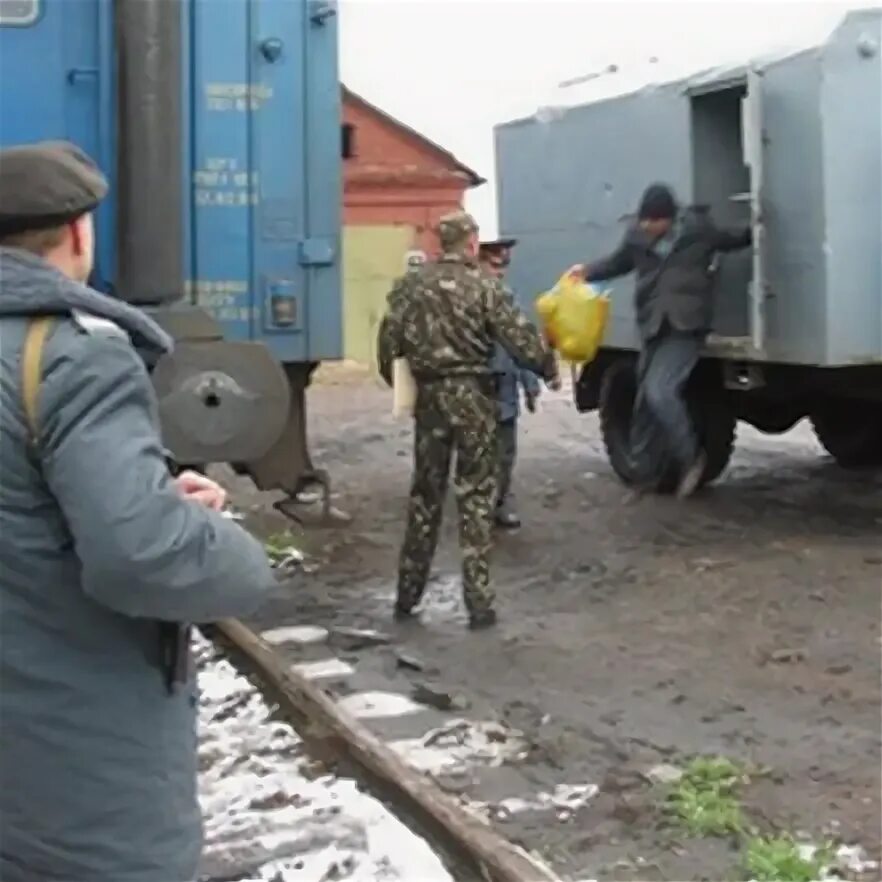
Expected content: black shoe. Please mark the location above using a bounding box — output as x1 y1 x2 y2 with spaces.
494 499 521 530
468 609 498 630
393 602 417 622
677 451 707 499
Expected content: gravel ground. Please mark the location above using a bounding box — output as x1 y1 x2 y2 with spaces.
225 365 881 882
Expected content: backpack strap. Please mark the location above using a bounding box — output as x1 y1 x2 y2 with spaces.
22 316 55 444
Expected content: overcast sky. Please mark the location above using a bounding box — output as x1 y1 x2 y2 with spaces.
339 0 876 237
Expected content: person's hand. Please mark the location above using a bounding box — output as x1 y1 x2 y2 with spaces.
567 264 588 281
175 470 227 512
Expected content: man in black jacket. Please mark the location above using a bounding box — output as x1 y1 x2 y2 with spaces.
571 184 751 497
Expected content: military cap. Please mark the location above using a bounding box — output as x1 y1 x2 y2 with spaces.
0 140 108 237
438 210 479 249
479 238 517 268
479 238 518 253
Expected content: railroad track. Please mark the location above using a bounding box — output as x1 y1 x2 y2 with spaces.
203 619 561 882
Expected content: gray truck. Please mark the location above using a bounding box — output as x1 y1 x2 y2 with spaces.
495 8 881 491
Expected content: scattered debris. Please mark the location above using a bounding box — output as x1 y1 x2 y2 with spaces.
264 533 307 571
411 683 470 712
485 783 598 823
395 651 426 672
392 720 527 778
329 627 392 651
644 763 684 786
769 647 808 664
430 764 476 794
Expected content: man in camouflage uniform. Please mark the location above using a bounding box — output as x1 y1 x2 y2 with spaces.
378 211 558 629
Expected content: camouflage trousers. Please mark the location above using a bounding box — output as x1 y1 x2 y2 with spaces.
397 377 497 614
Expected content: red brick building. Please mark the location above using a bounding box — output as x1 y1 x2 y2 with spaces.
340 86 484 362
342 86 484 255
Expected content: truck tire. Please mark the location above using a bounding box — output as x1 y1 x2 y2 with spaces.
598 360 680 492
696 392 737 486
811 406 882 469
598 360 736 492
598 360 642 487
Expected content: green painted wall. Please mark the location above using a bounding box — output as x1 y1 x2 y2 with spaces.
343 225 414 365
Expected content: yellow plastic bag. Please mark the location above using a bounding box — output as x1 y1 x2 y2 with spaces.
535 273 610 364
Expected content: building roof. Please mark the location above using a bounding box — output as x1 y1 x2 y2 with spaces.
342 85 485 188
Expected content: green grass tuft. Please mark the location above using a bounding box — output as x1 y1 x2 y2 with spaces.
743 834 833 882
263 531 299 562
665 756 746 837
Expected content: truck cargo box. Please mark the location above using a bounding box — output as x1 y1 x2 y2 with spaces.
495 8 881 368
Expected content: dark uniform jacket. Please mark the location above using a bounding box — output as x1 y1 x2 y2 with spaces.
586 207 752 341
0 247 275 882
377 254 553 387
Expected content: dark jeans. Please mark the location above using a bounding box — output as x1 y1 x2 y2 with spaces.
496 417 517 505
630 330 702 485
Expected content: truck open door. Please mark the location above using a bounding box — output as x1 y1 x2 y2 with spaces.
742 67 768 355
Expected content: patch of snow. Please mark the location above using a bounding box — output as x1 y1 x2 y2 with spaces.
291 657 355 681
262 625 329 646
196 638 452 882
337 691 424 720
834 844 879 876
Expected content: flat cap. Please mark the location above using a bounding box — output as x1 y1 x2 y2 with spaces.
438 210 478 249
0 140 108 237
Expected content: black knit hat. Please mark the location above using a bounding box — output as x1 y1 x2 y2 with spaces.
637 183 678 221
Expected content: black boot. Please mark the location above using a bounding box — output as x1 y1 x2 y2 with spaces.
494 496 521 530
468 609 498 630
393 601 417 622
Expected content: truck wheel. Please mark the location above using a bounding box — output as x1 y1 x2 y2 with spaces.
694 392 737 486
811 405 882 469
599 361 735 492
598 360 679 492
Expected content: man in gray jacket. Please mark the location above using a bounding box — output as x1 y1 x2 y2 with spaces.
0 142 276 882
571 184 751 497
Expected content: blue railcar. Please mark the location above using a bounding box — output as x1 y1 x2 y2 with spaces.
0 0 343 504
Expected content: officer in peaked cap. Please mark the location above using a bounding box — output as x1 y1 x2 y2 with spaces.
0 140 109 239
378 207 557 630
478 238 544 531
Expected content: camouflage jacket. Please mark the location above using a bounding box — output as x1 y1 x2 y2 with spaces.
377 253 553 386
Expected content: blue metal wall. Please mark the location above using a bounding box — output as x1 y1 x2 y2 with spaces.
0 0 343 364
0 0 116 290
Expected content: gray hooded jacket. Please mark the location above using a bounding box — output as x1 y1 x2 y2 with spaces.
0 248 276 882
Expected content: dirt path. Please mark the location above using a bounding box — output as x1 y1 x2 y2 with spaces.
228 367 881 881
